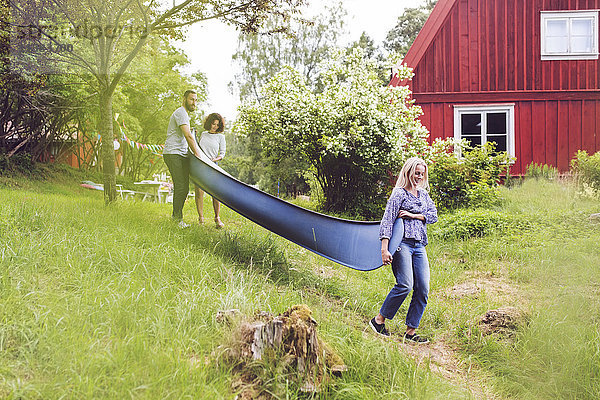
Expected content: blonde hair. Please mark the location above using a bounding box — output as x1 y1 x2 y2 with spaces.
395 157 429 191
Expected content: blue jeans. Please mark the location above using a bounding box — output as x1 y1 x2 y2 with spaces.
379 239 430 329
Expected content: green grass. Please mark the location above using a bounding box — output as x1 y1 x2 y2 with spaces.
437 180 600 399
0 168 464 399
1 168 599 399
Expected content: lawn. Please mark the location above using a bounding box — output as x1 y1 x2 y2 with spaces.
1 168 599 399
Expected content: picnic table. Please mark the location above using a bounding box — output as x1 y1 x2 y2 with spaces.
80 180 171 202
133 180 170 203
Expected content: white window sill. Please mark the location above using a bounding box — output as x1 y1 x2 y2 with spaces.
541 53 599 60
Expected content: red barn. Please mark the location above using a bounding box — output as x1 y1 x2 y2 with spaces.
390 0 600 174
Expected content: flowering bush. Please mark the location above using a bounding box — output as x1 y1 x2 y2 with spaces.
426 140 513 211
234 49 429 218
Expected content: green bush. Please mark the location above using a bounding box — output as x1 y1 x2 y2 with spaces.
427 140 513 211
0 153 37 176
571 150 600 195
431 208 532 240
234 50 430 220
525 162 558 180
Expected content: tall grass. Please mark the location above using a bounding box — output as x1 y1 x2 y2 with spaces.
441 179 600 399
2 169 599 399
0 174 466 399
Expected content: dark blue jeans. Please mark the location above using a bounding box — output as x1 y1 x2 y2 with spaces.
163 154 189 221
379 238 430 329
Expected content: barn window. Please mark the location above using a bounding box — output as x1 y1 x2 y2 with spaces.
541 11 599 60
453 105 515 157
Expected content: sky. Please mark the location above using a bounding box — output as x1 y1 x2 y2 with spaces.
175 0 425 121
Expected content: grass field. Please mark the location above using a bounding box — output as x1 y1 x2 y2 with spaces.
1 168 599 399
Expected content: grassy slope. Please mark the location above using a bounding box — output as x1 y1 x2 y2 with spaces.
1 169 599 399
450 180 600 399
0 170 463 399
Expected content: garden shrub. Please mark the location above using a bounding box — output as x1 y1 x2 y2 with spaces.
0 153 37 176
234 49 515 218
466 181 502 209
525 162 558 180
235 49 430 220
426 140 513 211
571 150 600 195
431 209 532 240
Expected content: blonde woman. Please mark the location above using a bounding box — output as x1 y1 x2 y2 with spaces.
369 157 438 343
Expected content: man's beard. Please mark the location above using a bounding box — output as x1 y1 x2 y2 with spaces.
185 103 195 112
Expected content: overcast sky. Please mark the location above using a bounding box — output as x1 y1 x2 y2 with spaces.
175 0 426 121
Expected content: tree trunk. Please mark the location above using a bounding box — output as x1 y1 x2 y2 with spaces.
99 91 117 204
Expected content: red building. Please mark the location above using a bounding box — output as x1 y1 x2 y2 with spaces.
390 0 600 174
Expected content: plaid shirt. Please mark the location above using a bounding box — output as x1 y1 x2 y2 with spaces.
379 187 438 246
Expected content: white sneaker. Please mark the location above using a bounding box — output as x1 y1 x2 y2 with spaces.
178 221 190 228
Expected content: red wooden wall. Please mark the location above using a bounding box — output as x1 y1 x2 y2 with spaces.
411 0 600 93
419 99 600 173
404 0 600 174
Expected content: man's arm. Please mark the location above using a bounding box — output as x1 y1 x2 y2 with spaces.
181 124 201 157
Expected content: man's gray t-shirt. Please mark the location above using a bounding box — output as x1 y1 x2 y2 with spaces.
163 106 190 156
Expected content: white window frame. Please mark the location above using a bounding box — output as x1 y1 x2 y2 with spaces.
541 10 599 60
453 104 515 158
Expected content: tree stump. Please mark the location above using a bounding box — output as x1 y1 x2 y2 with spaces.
222 304 346 396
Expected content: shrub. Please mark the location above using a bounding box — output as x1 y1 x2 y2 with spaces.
431 209 532 240
466 181 502 208
571 150 600 195
0 153 37 176
426 140 513 211
234 49 429 219
525 162 558 180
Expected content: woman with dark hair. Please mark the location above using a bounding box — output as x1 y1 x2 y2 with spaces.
195 113 226 228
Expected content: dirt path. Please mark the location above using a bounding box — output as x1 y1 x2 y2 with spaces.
396 334 498 400
391 271 524 400
303 260 523 398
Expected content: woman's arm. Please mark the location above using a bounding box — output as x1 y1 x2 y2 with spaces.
381 238 393 264
422 192 438 224
379 190 404 240
379 191 403 264
398 191 437 223
213 134 226 162
398 210 425 221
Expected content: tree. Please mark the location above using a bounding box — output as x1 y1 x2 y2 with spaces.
1 6 84 161
114 36 207 181
7 0 307 203
384 0 437 56
228 3 345 196
0 71 87 163
230 2 346 102
235 49 430 219
346 32 388 85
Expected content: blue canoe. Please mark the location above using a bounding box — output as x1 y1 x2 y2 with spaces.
189 150 404 271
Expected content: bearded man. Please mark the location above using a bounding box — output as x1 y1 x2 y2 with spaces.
163 90 202 227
